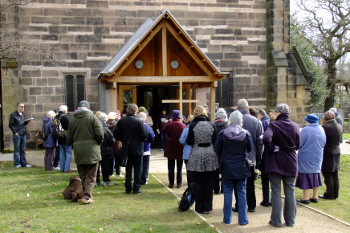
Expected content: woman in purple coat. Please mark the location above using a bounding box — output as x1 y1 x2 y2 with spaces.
263 104 300 227
42 110 57 171
163 110 186 188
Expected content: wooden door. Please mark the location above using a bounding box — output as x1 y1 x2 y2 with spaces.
118 85 138 111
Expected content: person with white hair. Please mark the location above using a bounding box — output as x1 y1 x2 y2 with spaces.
42 110 58 171
215 110 252 225
54 104 73 173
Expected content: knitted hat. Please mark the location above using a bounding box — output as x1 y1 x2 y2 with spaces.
215 108 227 120
137 112 147 122
229 110 243 126
78 100 90 108
107 112 117 120
172 110 181 119
305 114 319 123
275 103 291 114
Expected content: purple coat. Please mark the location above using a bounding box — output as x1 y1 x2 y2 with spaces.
263 113 300 177
163 119 186 159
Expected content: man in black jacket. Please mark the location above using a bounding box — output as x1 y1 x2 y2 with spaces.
9 103 32 168
114 104 147 194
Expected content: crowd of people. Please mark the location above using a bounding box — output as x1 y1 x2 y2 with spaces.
9 100 344 226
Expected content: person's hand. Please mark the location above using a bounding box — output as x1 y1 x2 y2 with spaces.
156 129 160 134
15 133 19 136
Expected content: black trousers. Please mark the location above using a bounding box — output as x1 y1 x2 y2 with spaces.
184 160 193 186
96 156 114 182
322 171 339 199
235 166 256 210
53 146 60 167
192 171 214 213
168 158 183 186
213 169 221 193
125 155 142 193
261 170 270 204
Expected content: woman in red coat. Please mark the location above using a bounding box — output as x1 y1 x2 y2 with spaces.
163 110 186 188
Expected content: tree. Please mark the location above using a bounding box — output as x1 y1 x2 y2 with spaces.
295 0 350 111
290 16 328 107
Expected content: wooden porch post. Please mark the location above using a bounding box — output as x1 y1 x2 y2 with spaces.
210 82 216 122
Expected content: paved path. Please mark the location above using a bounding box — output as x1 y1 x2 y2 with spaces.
1 143 350 233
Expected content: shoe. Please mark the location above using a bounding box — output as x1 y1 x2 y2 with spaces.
260 201 271 207
53 166 60 170
239 222 248 226
176 184 181 188
310 198 318 203
65 170 74 173
125 190 131 194
168 184 174 188
296 199 310 204
82 198 93 204
269 220 282 227
160 149 164 152
232 207 238 212
319 195 335 200
25 164 32 168
202 211 211 214
133 190 141 194
248 208 255 212
285 223 294 227
94 181 101 187
16 165 21 168
103 181 114 186
117 174 125 178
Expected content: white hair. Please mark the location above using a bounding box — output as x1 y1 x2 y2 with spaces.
98 112 108 122
47 110 56 119
59 105 68 112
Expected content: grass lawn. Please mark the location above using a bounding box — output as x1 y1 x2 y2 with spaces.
0 162 215 233
294 154 350 223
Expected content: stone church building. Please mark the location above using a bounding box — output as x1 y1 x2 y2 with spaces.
1 0 311 149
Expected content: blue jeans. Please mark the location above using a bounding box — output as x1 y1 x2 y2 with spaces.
13 135 27 167
222 178 248 225
141 155 150 184
59 144 72 172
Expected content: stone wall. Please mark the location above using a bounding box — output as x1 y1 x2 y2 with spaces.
1 0 310 148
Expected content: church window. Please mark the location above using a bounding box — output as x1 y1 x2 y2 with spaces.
64 74 85 111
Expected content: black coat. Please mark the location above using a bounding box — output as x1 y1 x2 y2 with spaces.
114 114 147 156
9 111 28 136
322 119 343 172
101 123 115 158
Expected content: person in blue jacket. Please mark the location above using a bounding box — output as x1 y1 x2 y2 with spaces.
215 110 252 225
296 114 326 204
179 115 194 186
137 112 155 185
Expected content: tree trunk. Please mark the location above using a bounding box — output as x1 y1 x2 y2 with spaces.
323 61 337 112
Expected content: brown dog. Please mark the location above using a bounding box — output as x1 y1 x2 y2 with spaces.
63 176 83 202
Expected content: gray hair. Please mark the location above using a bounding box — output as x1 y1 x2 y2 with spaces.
59 105 68 112
98 112 108 122
237 99 249 109
258 109 267 116
275 103 291 114
127 104 138 115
